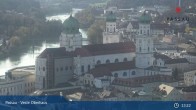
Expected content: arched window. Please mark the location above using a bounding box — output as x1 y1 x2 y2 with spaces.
123 72 127 77
148 47 150 52
97 60 101 65
123 58 128 62
106 59 110 64
115 59 119 63
132 71 136 75
114 73 118 77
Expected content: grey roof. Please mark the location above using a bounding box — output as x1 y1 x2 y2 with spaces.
90 61 136 78
74 41 135 57
165 58 189 64
154 52 171 60
179 85 196 92
146 66 167 71
38 42 136 59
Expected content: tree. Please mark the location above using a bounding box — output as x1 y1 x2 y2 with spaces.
87 20 105 44
9 36 22 48
75 8 95 28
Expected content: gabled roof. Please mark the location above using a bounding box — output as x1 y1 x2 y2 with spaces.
165 58 189 64
38 47 71 58
154 53 189 64
75 41 135 57
154 52 171 60
90 66 112 77
95 61 135 71
90 61 135 78
158 84 174 96
38 42 135 58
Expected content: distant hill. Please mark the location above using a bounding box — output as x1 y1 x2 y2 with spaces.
107 0 195 8
0 0 44 19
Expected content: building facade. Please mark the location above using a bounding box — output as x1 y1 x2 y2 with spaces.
184 70 196 86
0 66 35 95
135 12 154 69
103 12 121 44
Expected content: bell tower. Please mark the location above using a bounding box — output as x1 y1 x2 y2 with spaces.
60 15 82 51
135 12 154 69
103 12 120 44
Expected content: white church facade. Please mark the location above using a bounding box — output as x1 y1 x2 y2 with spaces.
35 12 172 90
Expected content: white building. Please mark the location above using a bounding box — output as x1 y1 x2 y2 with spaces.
59 15 82 51
154 84 183 101
36 15 135 90
103 12 121 44
135 12 154 69
0 66 35 95
36 13 173 90
184 70 196 86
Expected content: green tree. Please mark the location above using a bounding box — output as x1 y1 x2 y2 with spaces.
75 8 95 28
87 20 105 44
9 36 22 48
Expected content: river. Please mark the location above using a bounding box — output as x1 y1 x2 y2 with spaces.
0 9 88 76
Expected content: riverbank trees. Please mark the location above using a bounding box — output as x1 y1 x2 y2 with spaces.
0 0 63 59
87 20 105 44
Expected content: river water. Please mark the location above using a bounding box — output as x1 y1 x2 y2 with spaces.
0 9 87 75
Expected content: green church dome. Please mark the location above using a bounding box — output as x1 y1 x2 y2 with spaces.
63 15 80 34
139 12 152 24
106 12 116 22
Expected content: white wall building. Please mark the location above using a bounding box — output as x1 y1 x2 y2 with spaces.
135 12 154 69
184 70 196 86
103 12 121 44
0 66 35 95
59 15 82 52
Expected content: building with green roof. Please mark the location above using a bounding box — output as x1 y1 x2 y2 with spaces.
139 12 152 24
63 15 80 34
60 15 82 51
106 12 117 22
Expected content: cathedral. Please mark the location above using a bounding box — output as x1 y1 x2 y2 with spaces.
35 12 172 90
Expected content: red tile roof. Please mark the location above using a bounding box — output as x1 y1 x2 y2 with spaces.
95 61 136 71
38 42 135 58
75 41 135 57
90 61 135 78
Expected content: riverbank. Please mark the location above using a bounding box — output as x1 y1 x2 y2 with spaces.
0 13 88 76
